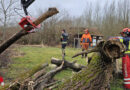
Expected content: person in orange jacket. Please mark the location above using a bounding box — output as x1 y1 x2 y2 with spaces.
81 29 92 58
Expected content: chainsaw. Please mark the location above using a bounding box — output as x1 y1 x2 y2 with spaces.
19 0 40 32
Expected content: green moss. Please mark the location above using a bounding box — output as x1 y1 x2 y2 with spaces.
57 53 102 89
110 79 123 90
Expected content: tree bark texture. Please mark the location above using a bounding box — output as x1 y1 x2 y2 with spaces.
56 40 126 90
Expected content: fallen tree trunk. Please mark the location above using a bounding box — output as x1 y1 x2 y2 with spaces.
56 40 126 90
0 8 59 54
7 57 85 90
51 57 85 72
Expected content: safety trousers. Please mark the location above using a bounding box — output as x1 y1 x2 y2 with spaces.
122 54 130 89
81 43 89 50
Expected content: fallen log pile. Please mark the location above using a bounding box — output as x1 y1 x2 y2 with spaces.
7 58 85 90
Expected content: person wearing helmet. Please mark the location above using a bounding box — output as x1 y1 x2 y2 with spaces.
61 29 68 58
119 28 130 89
81 29 92 58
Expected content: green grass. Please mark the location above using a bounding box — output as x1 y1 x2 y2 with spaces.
4 46 88 83
0 46 123 90
111 79 124 90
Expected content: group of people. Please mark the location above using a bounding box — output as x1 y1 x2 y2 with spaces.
0 28 129 88
60 29 92 58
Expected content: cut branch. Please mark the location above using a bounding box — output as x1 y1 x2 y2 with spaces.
8 61 65 90
0 8 59 54
72 48 99 58
34 61 64 90
51 57 85 72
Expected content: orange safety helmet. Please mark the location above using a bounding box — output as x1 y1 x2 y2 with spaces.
120 28 130 36
123 28 129 32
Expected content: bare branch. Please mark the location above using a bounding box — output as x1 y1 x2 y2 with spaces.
72 48 99 58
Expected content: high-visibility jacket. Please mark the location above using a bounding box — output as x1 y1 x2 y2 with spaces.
81 33 92 44
120 36 130 89
61 33 68 44
120 37 130 54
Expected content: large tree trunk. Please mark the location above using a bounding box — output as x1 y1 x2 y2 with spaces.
57 40 126 90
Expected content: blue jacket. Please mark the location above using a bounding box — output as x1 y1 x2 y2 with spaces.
61 33 68 44
120 37 130 54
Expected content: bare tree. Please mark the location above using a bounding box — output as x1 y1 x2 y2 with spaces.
0 0 17 41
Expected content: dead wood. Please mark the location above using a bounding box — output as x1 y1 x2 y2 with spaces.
32 63 49 81
51 57 85 72
33 61 64 90
8 61 64 90
0 8 59 54
73 40 125 59
72 48 99 58
57 40 126 90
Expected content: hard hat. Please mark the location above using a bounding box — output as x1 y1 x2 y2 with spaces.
121 28 130 36
122 28 129 32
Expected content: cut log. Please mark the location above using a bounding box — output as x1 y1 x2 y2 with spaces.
51 57 85 72
56 40 126 90
32 63 49 81
0 8 59 54
8 63 49 90
33 61 64 90
7 61 65 90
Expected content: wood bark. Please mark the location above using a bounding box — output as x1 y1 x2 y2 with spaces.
0 8 59 54
3 40 125 90
51 57 85 72
56 40 126 90
8 61 64 90
7 58 85 90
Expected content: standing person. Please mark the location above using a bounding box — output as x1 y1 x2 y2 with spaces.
61 29 68 59
80 29 92 58
119 28 130 89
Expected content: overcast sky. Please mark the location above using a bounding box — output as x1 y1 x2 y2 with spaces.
27 0 109 17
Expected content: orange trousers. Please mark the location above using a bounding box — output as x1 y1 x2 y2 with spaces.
81 43 89 50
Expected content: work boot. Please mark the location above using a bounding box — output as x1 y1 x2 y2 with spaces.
85 54 87 58
81 54 84 58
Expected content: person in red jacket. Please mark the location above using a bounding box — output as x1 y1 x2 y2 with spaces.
81 29 92 58
119 28 130 89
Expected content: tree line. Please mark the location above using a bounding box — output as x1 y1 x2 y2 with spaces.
0 0 129 46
